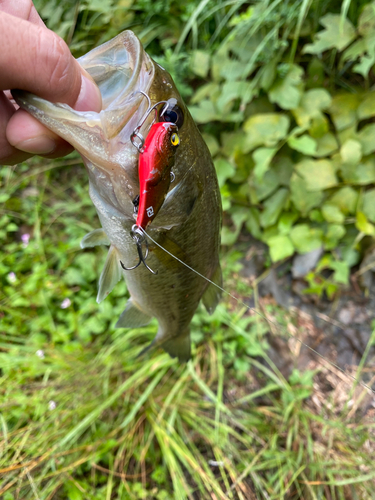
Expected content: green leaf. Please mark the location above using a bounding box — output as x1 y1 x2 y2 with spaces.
243 114 290 152
216 81 249 113
245 207 262 239
214 158 235 188
340 157 375 185
268 64 303 110
314 133 339 157
290 173 324 216
292 88 332 127
273 156 294 186
309 114 330 138
191 82 220 104
303 14 356 54
252 147 278 180
260 59 277 90
259 188 289 228
321 204 345 223
340 139 362 165
190 50 210 78
220 130 247 157
278 212 299 235
268 235 294 262
290 224 324 254
295 159 338 191
358 3 375 36
342 39 367 63
329 186 358 214
330 260 349 284
249 169 279 203
221 206 249 245
357 124 375 155
363 188 375 222
354 53 375 78
356 211 375 235
329 93 360 131
324 224 346 250
287 134 317 155
202 133 219 157
188 100 218 123
358 92 375 120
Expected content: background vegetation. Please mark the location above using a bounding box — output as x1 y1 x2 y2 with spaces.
1 0 375 498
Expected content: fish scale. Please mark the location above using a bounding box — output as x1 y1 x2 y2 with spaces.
13 30 222 361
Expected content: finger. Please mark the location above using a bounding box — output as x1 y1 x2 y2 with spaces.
0 11 102 107
0 93 73 165
0 0 45 26
5 70 101 157
0 91 31 164
0 10 101 162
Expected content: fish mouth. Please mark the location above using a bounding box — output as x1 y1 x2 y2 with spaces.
77 31 147 111
12 31 154 153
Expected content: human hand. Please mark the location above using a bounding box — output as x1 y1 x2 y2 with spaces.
0 0 102 165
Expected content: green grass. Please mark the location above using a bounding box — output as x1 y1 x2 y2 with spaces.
1 159 375 499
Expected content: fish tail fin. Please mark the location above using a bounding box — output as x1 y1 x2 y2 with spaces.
202 264 222 314
162 331 191 362
137 330 191 362
116 299 152 328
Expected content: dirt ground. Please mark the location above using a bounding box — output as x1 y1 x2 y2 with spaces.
236 235 375 416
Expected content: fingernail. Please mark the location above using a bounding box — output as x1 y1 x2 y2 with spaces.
15 135 56 154
75 71 102 112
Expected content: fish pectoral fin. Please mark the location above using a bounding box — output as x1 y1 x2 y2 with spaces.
202 264 222 314
80 228 110 248
115 299 152 328
161 331 191 362
96 245 122 303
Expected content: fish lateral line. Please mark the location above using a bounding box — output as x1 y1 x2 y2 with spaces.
139 227 375 396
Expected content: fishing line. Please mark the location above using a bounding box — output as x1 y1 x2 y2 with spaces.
141 227 375 396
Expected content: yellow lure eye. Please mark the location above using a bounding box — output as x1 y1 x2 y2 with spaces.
170 133 180 147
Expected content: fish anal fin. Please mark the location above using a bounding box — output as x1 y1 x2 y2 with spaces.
96 245 121 303
202 264 222 314
81 228 110 248
115 299 152 328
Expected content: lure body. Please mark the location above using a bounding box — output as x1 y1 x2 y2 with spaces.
136 122 179 229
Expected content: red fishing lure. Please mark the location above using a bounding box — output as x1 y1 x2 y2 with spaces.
136 121 180 229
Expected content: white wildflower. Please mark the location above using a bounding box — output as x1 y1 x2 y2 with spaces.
60 298 71 309
21 233 30 248
8 272 16 283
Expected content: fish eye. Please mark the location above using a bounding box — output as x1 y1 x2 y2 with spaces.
160 98 184 128
170 133 180 147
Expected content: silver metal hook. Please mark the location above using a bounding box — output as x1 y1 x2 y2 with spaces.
130 91 169 153
120 225 158 275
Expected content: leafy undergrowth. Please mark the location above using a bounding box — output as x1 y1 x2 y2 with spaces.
1 161 375 499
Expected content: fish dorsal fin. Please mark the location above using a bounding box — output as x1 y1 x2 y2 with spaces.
97 245 122 303
80 228 110 248
202 264 223 314
115 298 152 328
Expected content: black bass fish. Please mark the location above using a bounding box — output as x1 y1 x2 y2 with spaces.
13 31 222 361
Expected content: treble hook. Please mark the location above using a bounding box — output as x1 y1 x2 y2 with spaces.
130 91 169 152
120 225 158 275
